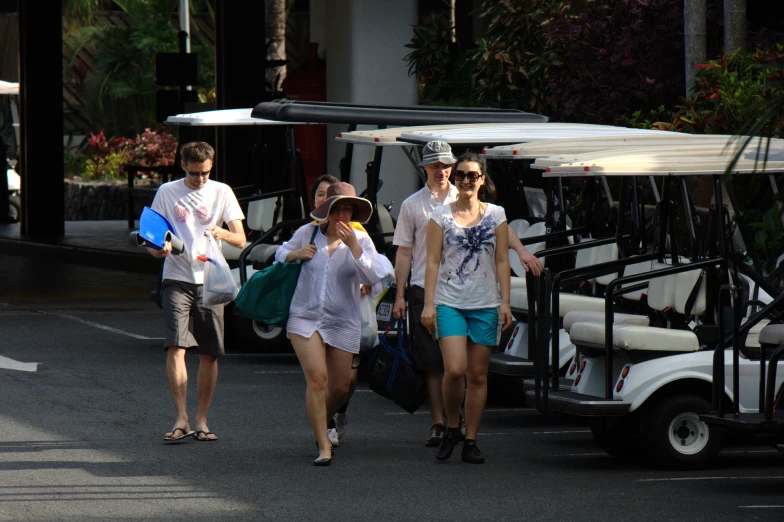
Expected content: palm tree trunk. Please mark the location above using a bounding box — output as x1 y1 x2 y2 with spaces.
724 0 746 56
265 0 287 92
684 0 707 97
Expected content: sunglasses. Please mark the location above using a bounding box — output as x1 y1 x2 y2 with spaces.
186 169 211 178
454 170 483 182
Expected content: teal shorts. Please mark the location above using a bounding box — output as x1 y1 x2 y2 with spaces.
436 305 500 347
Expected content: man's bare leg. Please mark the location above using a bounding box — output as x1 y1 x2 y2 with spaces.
427 372 445 426
193 354 218 440
165 347 190 437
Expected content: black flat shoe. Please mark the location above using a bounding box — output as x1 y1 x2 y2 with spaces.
313 456 331 466
436 431 457 461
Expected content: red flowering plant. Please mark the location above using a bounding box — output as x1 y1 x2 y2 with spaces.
122 128 179 185
79 130 131 181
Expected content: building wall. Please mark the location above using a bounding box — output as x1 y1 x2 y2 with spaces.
320 0 420 218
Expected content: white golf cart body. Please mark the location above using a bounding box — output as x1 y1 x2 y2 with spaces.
526 142 784 468
483 133 767 378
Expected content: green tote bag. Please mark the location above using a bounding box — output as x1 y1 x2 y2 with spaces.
234 225 318 327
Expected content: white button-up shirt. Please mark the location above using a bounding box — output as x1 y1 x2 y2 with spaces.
275 223 394 353
393 184 459 288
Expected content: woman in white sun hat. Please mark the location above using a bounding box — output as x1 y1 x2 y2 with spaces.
275 182 393 466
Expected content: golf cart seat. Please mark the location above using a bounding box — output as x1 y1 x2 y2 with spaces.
510 241 625 315
222 194 305 261
509 218 531 237
759 324 784 346
563 310 649 332
568 267 706 353
222 196 284 260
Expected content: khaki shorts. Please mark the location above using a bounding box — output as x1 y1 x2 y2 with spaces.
161 279 225 357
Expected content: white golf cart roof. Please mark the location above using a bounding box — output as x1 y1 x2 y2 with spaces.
395 123 670 146
335 122 672 148
0 80 18 95
533 143 784 177
164 108 309 126
481 134 770 159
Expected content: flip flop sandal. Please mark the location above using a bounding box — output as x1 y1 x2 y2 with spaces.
193 430 218 441
163 427 194 441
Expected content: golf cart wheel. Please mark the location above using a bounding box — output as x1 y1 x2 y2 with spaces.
644 395 723 470
8 195 20 222
590 415 644 459
229 309 287 351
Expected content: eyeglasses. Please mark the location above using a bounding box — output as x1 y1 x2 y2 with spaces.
454 170 483 182
186 169 211 178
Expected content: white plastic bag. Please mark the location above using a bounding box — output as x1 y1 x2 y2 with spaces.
359 293 379 351
201 233 239 307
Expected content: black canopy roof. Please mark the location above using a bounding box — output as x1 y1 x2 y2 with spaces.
251 99 549 126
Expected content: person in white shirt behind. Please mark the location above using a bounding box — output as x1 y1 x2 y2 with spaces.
392 141 542 449
148 141 246 443
275 182 393 466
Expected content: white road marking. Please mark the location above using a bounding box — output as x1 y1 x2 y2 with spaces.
39 311 154 340
739 505 784 509
0 355 38 372
637 476 784 483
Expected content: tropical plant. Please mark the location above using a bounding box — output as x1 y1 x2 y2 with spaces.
748 203 784 259
63 0 216 136
403 8 475 105
470 0 550 113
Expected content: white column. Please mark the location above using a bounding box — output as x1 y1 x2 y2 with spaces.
324 0 419 218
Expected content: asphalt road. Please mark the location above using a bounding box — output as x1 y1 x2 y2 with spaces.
1 254 783 521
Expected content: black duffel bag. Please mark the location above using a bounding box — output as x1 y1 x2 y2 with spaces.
366 318 427 414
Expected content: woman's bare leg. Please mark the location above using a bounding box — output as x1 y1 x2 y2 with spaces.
325 346 354 419
290 332 331 459
464 340 492 440
439 336 468 429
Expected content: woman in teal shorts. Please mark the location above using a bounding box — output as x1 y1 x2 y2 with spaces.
421 151 513 464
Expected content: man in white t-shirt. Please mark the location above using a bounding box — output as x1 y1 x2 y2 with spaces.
148 141 246 443
392 140 543 448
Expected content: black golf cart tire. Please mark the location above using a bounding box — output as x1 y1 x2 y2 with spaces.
8 195 20 222
591 415 644 459
643 394 723 470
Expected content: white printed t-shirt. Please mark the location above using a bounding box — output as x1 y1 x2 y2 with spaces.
151 178 244 284
392 184 459 288
429 203 507 309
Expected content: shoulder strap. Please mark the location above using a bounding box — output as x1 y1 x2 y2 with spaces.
309 224 319 244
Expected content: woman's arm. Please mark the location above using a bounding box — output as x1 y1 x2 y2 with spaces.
495 221 513 331
421 219 443 334
275 224 316 263
507 227 543 276
351 234 395 286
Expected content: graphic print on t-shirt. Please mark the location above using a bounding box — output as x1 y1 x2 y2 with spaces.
173 192 218 226
443 217 497 283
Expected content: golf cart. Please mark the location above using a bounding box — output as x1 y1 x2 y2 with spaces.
482 134 780 382
524 143 784 469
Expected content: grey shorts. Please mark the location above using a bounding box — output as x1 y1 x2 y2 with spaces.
161 279 225 357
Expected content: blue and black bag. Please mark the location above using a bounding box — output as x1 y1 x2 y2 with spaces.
366 318 427 414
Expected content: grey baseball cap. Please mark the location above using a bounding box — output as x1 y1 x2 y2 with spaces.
418 140 457 167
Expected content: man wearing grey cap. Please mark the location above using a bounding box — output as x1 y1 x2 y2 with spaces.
393 140 542 447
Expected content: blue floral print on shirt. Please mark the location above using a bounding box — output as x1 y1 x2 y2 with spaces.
442 217 497 283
